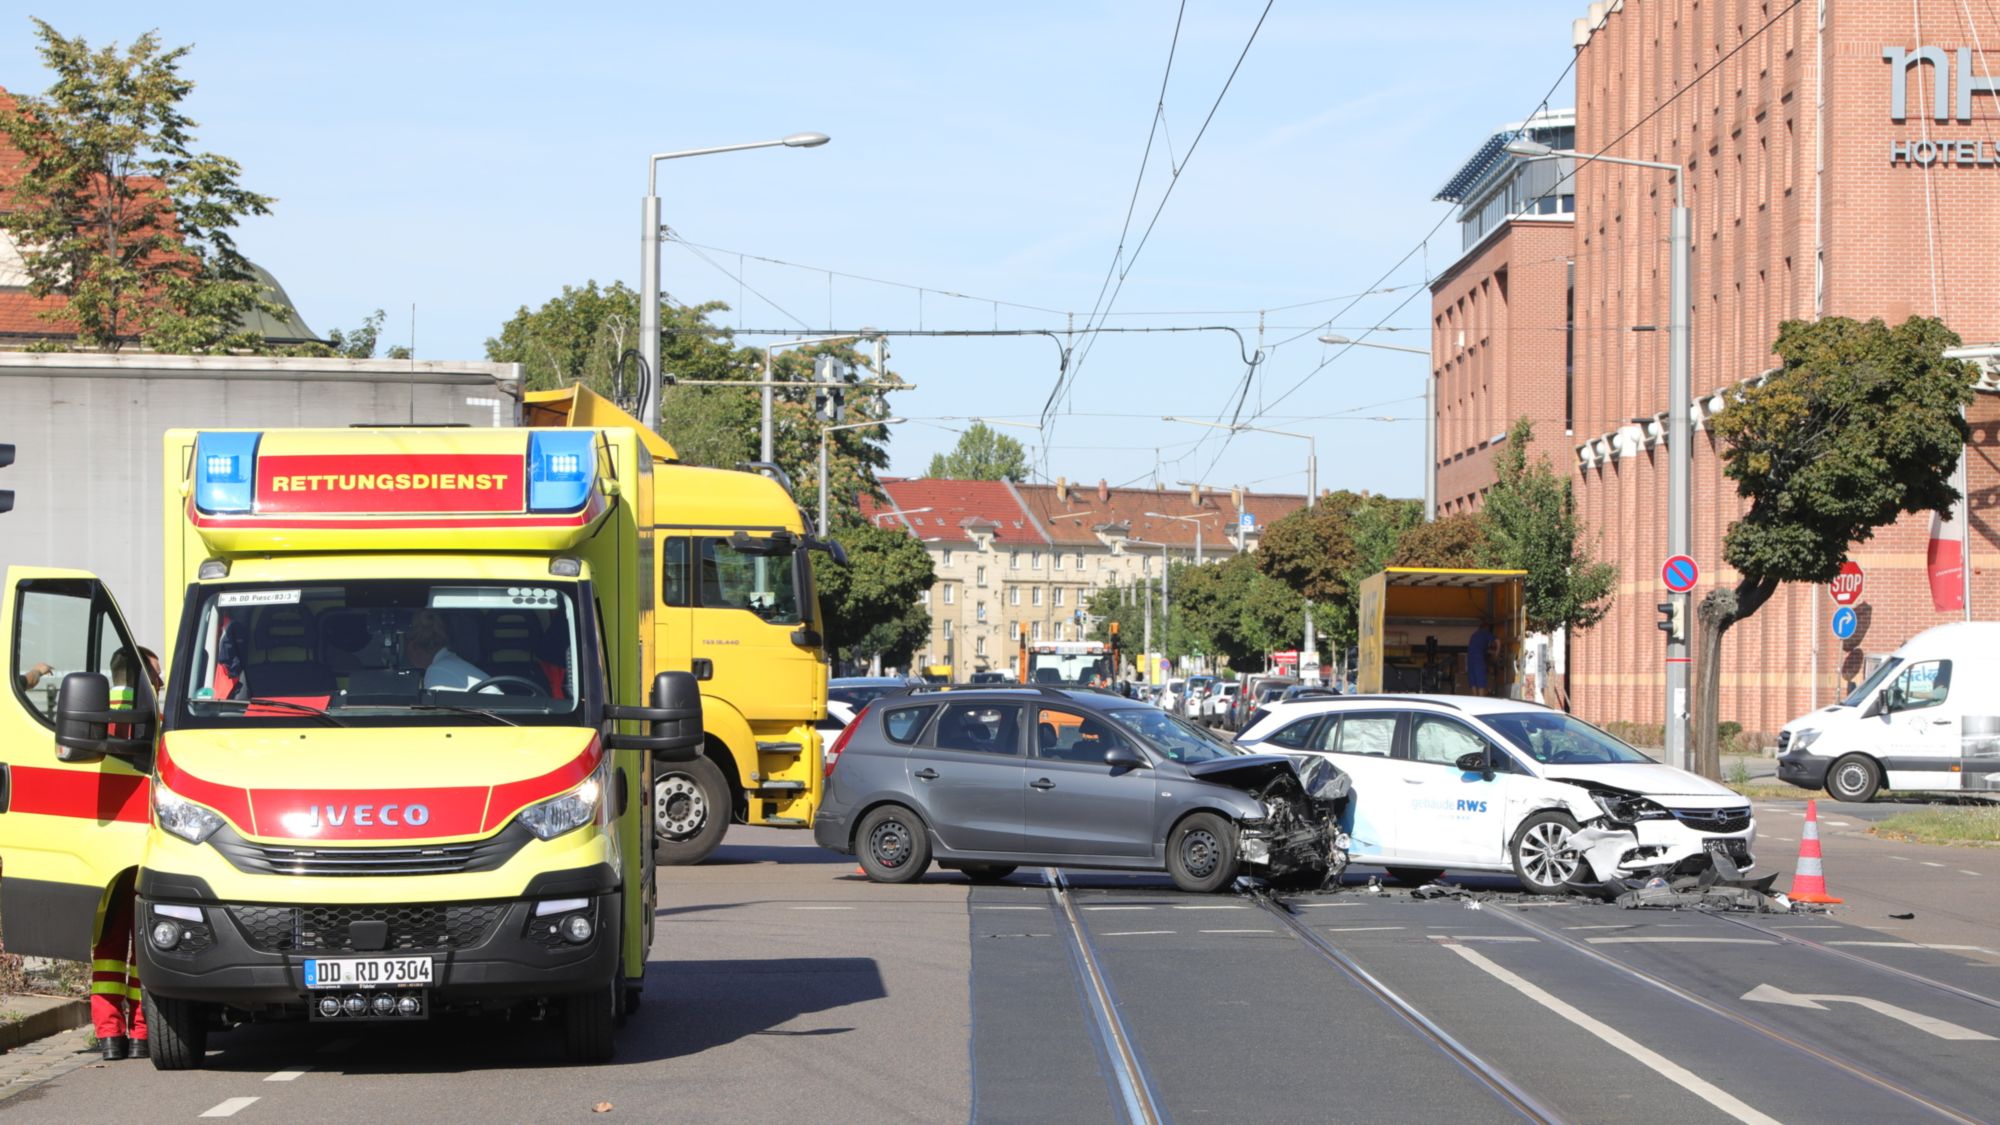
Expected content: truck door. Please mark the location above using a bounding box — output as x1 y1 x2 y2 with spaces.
0 568 153 958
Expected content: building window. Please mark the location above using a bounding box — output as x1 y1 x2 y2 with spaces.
1031 551 1042 570
1054 553 1064 571
1032 587 1043 607
943 620 953 640
1054 587 1065 607
921 588 931 606
1009 587 1020 606
976 636 986 657
1010 551 1020 570
977 602 987 623
944 584 955 605
1032 621 1042 642
976 565 987 587
941 548 954 567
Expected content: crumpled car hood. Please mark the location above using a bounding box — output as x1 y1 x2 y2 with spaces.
1186 753 1351 802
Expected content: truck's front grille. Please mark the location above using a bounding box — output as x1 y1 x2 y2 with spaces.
210 824 531 877
228 903 504 953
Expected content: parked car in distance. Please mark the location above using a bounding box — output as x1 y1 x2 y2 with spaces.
1776 621 2000 802
1235 694 1755 893
968 670 1017 685
829 676 922 713
814 686 1349 892
1203 682 1242 728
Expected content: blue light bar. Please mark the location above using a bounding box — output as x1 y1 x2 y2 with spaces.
193 432 261 514
528 432 597 513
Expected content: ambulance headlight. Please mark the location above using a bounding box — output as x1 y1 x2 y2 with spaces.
516 761 608 841
1789 728 1820 752
153 780 227 845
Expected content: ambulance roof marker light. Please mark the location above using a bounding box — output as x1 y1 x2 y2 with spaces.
550 557 583 578
192 432 260 514
527 431 598 513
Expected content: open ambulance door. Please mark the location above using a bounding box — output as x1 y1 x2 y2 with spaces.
0 567 155 958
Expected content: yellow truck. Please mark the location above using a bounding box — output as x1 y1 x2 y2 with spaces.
524 387 831 863
1355 567 1527 696
1 422 703 1066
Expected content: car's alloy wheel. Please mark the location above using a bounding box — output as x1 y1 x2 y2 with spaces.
1513 812 1584 893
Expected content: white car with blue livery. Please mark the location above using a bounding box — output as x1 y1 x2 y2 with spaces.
1235 695 1755 893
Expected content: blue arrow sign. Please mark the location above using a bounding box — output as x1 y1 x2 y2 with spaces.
1831 606 1858 640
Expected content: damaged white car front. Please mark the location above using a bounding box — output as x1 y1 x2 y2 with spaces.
1557 778 1758 884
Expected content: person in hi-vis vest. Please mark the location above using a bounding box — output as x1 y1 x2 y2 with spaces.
93 647 161 1060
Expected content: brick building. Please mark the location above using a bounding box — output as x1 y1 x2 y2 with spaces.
1454 0 2000 733
862 477 1307 677
1430 109 1580 513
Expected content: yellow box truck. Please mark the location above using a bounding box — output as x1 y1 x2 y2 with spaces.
1355 568 1527 697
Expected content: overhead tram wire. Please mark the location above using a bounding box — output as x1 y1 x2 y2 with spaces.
1044 0 1277 436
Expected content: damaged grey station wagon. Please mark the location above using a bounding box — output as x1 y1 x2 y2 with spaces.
812 686 1349 893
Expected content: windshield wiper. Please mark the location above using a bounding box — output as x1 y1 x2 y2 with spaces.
356 703 520 727
200 697 348 727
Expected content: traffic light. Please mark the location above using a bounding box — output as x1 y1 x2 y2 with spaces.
1655 596 1686 646
0 443 13 514
813 355 847 422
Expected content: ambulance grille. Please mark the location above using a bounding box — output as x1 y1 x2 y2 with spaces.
210 824 531 877
228 903 504 953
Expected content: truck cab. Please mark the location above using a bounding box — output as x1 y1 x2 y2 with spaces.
0 424 700 1067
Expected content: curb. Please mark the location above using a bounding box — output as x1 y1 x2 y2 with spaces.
0 997 90 1054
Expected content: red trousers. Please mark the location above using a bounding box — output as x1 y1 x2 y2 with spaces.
90 888 147 1041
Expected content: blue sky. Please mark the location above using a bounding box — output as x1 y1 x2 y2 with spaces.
2 2 1583 497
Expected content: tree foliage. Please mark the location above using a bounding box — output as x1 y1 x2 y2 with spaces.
1484 418 1617 632
1389 512 1493 568
1693 316 1977 776
812 524 935 670
0 20 277 352
925 422 1028 482
320 309 411 360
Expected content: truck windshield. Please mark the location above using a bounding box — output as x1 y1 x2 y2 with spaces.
1028 651 1112 686
172 581 590 728
1840 657 1903 707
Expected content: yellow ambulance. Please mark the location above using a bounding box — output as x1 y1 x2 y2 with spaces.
1 423 702 1067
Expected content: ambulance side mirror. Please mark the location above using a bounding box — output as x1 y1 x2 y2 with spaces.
605 670 704 761
53 672 154 766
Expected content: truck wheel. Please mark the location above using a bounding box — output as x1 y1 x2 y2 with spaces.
1166 812 1239 894
144 993 209 1071
653 754 730 866
1826 754 1881 803
856 805 932 884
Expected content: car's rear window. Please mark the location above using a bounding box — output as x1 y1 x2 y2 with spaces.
882 705 936 744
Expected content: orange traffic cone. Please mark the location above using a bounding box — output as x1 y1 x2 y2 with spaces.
1787 798 1844 904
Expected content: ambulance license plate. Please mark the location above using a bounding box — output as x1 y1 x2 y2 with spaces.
304 956 433 989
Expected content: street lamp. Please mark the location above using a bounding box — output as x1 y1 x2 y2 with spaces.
1163 416 1320 674
1127 537 1171 694
1144 511 1218 565
762 334 863 463
638 132 829 433
820 418 903 532
1507 135 1690 770
1318 334 1434 521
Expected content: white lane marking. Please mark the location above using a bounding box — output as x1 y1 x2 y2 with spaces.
1325 926 1405 933
1083 905 1154 911
1585 937 1774 945
1888 856 1912 862
1452 935 1538 944
1961 870 1983 877
1764 835 1793 841
265 1066 313 1082
791 905 855 910
1770 925 1843 930
1821 819 1852 827
1563 925 1632 931
1826 941 1923 949
1102 930 1175 937
1294 901 1361 908
1199 929 1273 935
200 1099 261 1118
1743 983 1996 1041
1443 943 1781 1125
1922 862 1947 868
975 905 1044 911
1173 904 1246 910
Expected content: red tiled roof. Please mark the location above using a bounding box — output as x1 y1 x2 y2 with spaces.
1014 481 1308 551
861 478 1046 545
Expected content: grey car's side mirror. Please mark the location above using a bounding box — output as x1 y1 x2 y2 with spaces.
1105 746 1147 771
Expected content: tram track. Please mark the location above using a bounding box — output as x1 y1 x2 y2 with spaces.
1703 910 2000 1013
1041 868 1164 1125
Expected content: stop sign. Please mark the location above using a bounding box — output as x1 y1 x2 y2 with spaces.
1829 561 1864 606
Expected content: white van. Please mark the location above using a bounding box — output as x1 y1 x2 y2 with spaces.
1776 622 2000 802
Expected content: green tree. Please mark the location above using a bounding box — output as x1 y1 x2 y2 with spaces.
0 20 277 352
811 524 935 670
1389 512 1494 568
319 309 412 360
925 422 1028 481
1693 316 1977 776
1171 554 1305 670
1484 418 1616 632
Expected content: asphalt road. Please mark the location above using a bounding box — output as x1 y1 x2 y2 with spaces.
6 827 1999 1124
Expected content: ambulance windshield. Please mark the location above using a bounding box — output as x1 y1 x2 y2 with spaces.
174 581 590 728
